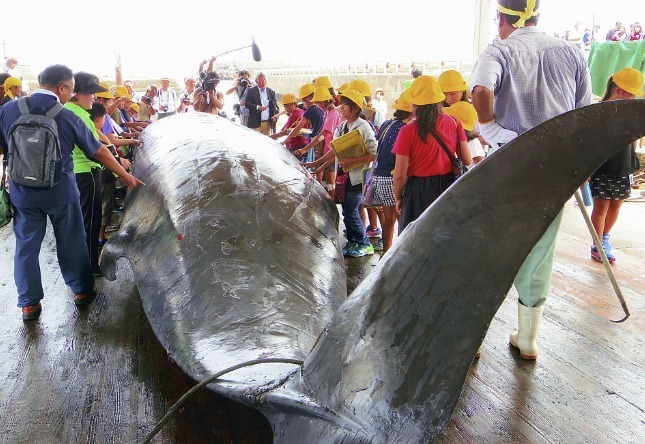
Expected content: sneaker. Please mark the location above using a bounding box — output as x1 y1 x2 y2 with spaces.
105 223 121 233
372 239 384 251
591 246 615 263
348 243 375 257
342 242 358 256
366 226 382 238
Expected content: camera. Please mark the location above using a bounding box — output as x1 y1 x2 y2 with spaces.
162 104 169 112
200 71 220 92
240 78 249 88
144 96 152 105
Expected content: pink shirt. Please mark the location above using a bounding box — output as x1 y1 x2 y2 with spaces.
282 108 308 149
322 106 342 154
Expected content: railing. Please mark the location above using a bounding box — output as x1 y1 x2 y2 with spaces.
264 60 475 77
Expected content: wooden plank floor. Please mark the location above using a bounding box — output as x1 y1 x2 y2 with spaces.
0 199 643 443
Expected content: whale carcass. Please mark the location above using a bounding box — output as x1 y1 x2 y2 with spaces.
101 100 645 442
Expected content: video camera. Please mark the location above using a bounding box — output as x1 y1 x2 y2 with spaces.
200 71 220 92
240 78 249 88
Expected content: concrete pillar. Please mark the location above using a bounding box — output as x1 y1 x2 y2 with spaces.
473 0 493 59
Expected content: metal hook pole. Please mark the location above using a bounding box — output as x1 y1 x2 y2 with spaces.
573 189 630 322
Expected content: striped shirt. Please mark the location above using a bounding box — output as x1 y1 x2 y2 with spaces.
470 27 592 135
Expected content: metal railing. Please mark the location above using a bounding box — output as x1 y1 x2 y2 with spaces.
264 60 475 77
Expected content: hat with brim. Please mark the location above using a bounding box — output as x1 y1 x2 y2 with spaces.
298 83 316 99
130 103 140 113
438 70 468 93
340 89 365 109
408 75 445 106
74 72 108 94
348 79 371 97
314 76 332 89
337 82 350 94
393 89 412 112
95 82 115 99
114 85 130 98
281 93 298 105
443 101 478 131
612 67 644 96
312 86 333 102
4 76 22 90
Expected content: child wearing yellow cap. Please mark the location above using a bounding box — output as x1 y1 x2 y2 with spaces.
588 67 643 264
438 70 470 107
443 101 486 165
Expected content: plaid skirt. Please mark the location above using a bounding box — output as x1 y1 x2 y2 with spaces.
372 176 396 207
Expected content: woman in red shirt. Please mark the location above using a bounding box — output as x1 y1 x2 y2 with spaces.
392 75 471 233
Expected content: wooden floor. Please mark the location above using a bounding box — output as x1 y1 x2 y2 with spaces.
0 200 643 443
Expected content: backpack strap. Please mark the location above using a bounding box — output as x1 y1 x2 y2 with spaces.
46 102 65 119
17 97 30 115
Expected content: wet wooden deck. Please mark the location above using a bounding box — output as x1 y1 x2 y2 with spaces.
0 200 643 443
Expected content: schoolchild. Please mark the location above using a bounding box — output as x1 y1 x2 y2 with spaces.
371 89 413 252
281 84 325 163
270 93 308 161
443 101 486 164
392 76 472 233
305 89 378 257
438 70 470 106
588 68 643 263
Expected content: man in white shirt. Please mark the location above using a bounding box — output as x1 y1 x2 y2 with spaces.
157 77 177 119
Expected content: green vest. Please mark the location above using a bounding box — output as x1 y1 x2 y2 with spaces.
65 101 101 173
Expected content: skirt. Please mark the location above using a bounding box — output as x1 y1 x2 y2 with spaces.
589 174 631 200
400 173 454 233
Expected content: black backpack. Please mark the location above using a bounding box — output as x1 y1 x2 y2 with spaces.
7 97 65 188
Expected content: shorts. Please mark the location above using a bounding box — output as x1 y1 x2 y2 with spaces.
589 174 631 200
372 176 396 207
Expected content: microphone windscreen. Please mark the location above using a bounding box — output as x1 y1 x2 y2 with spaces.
252 40 262 62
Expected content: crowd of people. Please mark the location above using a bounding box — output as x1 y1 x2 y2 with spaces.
0 1 643 371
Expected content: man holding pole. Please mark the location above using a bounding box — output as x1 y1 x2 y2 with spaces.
470 0 592 359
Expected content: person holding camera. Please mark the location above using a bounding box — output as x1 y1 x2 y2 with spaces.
137 84 158 122
157 77 177 119
226 69 253 126
177 76 197 113
244 72 278 135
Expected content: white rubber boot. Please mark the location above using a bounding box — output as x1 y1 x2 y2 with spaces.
509 304 544 360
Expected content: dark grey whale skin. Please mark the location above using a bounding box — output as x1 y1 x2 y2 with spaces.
101 113 346 390
102 101 645 443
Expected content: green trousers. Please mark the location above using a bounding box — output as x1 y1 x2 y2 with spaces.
513 208 565 308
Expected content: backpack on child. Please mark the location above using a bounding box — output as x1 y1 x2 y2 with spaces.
7 97 64 189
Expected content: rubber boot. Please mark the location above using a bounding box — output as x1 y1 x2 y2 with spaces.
509 303 544 360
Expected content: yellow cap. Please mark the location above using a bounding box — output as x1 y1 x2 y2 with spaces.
393 89 412 112
3 76 22 90
95 82 115 99
312 86 333 102
340 89 365 109
408 75 445 106
298 83 316 99
129 103 140 113
114 85 130 98
443 102 478 131
438 70 468 93
337 82 350 94
281 93 298 105
314 76 332 88
612 67 644 96
348 79 371 97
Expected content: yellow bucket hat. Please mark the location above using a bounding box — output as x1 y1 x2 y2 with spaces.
393 89 413 112
612 68 644 96
298 83 316 99
314 76 332 89
337 82 350 94
348 79 371 97
340 89 365 109
408 75 445 106
438 70 468 93
281 93 298 105
129 103 140 113
3 76 22 90
443 102 478 131
95 82 115 99
114 85 130 98
312 86 333 102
